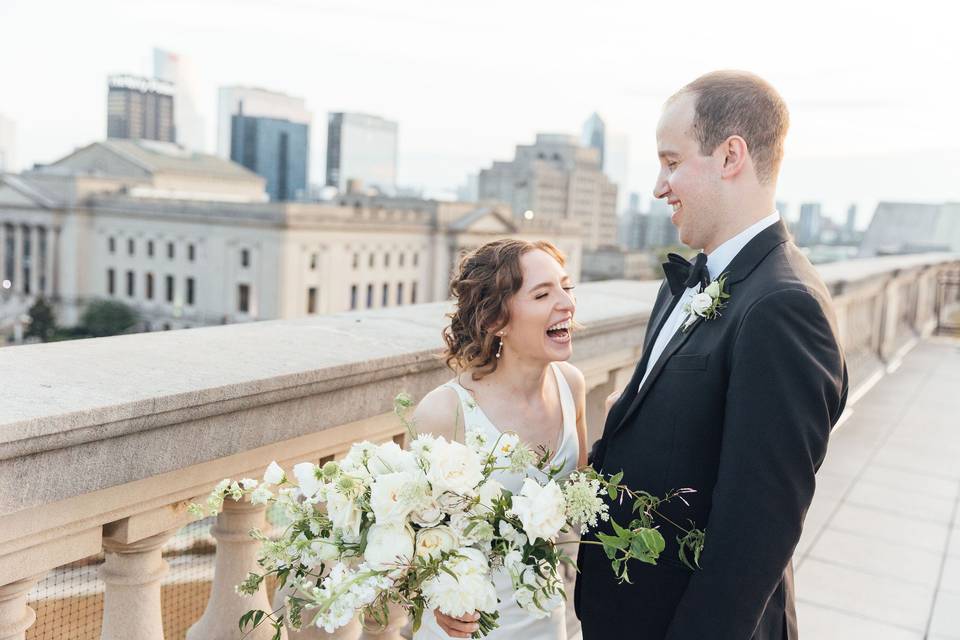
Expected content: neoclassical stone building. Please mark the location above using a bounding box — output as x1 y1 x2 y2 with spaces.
0 140 582 333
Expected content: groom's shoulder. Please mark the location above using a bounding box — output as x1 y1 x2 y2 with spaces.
747 240 832 302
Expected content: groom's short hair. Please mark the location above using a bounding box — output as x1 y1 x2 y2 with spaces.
671 70 789 184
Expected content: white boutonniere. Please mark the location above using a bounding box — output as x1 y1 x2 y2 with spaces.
681 274 731 332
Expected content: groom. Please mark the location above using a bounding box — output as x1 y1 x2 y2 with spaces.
576 71 848 639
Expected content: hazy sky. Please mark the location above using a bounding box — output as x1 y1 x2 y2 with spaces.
2 0 958 226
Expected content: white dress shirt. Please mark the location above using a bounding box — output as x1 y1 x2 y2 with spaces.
638 211 782 391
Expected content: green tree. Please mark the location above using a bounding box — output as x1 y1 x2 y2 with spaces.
25 297 57 342
80 299 140 337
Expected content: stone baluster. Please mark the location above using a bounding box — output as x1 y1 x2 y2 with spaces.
100 529 176 640
358 602 409 640
0 574 44 640
187 497 284 640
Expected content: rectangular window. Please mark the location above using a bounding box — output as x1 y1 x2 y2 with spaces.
413 252 419 267
382 283 389 307
165 275 174 303
366 284 373 308
188 244 196 262
241 249 250 268
310 253 318 270
307 287 317 314
352 253 359 269
397 282 404 305
128 239 135 256
368 253 374 268
146 273 154 300
126 270 135 297
167 242 175 260
238 284 250 313
385 253 391 268
107 268 115 295
186 277 195 306
399 252 405 268
108 237 116 254
350 284 358 310
411 281 418 304
147 240 154 257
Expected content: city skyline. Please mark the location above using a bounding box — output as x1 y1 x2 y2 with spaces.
2 0 959 228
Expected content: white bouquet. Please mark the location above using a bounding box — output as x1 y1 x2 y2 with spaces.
192 394 703 638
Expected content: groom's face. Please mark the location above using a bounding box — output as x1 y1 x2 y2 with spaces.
653 92 723 251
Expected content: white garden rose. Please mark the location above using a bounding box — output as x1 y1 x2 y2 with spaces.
370 471 424 525
705 280 721 298
421 547 498 617
410 498 444 527
364 523 415 571
326 487 363 541
293 462 324 499
690 291 714 315
263 461 286 485
507 478 567 542
426 438 484 495
415 525 458 560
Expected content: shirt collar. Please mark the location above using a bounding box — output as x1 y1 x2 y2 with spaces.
705 211 781 281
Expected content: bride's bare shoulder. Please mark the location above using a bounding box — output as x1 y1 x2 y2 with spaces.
411 384 462 439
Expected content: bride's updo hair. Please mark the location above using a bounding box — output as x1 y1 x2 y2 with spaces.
442 238 567 380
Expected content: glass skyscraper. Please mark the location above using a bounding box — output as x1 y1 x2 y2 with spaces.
230 113 308 202
106 75 175 143
325 112 398 195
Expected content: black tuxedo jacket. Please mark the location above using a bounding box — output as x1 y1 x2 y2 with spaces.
575 220 848 640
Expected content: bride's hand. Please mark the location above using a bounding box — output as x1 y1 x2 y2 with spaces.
605 389 622 415
433 609 480 638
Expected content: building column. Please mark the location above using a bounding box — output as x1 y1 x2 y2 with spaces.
0 223 7 284
44 226 57 297
99 530 176 640
187 498 283 640
28 225 39 297
0 574 44 640
12 224 23 294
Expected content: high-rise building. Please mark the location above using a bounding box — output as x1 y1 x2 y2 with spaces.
581 113 606 170
797 202 823 246
0 114 14 172
605 132 630 214
845 204 858 235
218 87 311 202
325 112 398 195
153 48 206 152
477 133 618 249
106 75 175 143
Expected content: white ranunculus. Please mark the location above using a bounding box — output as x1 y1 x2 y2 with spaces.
326 487 363 541
293 462 324 499
704 280 721 298
415 525 458 560
263 461 286 485
507 478 567 542
364 523 415 571
410 498 444 527
421 547 498 617
370 471 423 525
690 292 714 316
426 438 484 496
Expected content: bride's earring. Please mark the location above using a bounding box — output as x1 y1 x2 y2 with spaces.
495 333 504 359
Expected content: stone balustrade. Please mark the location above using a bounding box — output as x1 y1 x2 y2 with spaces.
0 252 957 639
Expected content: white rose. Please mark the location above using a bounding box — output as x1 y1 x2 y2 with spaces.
415 525 458 560
293 462 324 499
364 523 414 571
421 547 498 617
410 498 444 527
690 292 713 316
370 471 423 525
263 461 285 485
507 478 567 542
426 438 484 495
704 280 721 298
326 487 363 541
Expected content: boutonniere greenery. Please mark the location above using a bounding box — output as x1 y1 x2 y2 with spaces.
682 273 731 332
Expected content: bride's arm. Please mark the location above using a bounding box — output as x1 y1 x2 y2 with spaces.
410 385 464 443
556 362 589 468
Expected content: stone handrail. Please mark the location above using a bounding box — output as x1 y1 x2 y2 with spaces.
0 252 957 639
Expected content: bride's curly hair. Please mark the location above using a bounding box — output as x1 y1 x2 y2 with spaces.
442 238 567 380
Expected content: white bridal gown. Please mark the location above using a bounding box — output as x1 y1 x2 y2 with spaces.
415 362 579 640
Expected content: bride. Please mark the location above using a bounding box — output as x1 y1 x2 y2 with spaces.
411 238 588 639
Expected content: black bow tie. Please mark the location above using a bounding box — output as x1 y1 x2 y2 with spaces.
662 252 709 296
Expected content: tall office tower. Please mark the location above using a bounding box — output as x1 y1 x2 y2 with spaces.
0 114 14 172
325 112 398 195
106 75 175 143
581 112 606 170
477 133 618 250
797 202 823 246
218 86 311 202
605 132 630 213
153 48 206 151
845 204 858 235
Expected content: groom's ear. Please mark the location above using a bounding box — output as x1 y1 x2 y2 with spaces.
719 135 750 180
